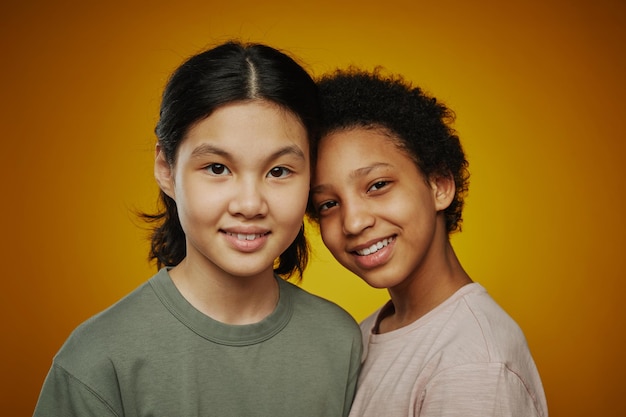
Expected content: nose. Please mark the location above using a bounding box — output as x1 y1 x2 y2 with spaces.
341 201 375 236
228 178 269 219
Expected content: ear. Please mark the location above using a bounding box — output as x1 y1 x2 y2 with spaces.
430 174 455 212
154 144 176 200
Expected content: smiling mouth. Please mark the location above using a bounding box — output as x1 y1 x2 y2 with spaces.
226 232 269 241
354 237 395 256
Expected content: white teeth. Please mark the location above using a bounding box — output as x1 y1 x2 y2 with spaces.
230 232 262 241
355 237 394 256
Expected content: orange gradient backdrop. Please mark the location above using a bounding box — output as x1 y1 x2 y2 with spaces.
1 0 624 415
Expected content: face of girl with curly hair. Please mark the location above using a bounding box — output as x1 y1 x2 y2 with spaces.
311 127 455 290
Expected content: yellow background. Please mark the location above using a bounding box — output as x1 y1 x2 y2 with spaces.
1 0 624 415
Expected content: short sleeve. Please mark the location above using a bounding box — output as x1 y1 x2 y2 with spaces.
418 362 545 417
33 363 119 417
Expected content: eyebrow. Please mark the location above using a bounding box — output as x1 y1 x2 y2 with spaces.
191 143 306 161
348 162 393 180
273 144 306 160
191 143 229 158
311 162 393 194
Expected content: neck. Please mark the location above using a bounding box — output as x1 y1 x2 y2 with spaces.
378 239 472 333
168 258 280 325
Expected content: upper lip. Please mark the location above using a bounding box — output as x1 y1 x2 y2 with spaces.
348 235 395 253
221 227 270 236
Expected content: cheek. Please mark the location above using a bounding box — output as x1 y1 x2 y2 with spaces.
389 188 434 218
288 185 310 214
176 182 221 221
271 183 309 224
319 219 343 254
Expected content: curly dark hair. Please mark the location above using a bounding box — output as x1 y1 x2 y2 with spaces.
308 68 470 234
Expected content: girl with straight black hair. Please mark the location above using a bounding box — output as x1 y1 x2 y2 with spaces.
34 41 362 417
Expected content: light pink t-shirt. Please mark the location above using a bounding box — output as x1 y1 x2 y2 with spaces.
349 283 548 417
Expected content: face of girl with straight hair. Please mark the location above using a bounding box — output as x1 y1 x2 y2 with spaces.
147 41 319 279
155 100 310 281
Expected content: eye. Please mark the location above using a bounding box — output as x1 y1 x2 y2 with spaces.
206 163 231 176
368 180 389 192
318 200 338 212
267 166 291 178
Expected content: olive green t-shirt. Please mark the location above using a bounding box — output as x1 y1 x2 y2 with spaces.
34 268 362 417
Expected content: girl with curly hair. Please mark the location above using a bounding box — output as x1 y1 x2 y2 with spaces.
309 68 547 416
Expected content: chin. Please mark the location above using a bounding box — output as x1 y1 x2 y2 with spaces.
357 271 403 290
363 281 390 290
220 262 274 279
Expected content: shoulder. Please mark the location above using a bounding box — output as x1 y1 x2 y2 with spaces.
455 284 529 358
429 284 547 413
53 276 161 371
373 284 532 366
279 279 361 333
280 279 357 318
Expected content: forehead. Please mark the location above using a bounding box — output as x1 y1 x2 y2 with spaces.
180 100 309 158
314 127 420 183
318 127 408 163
